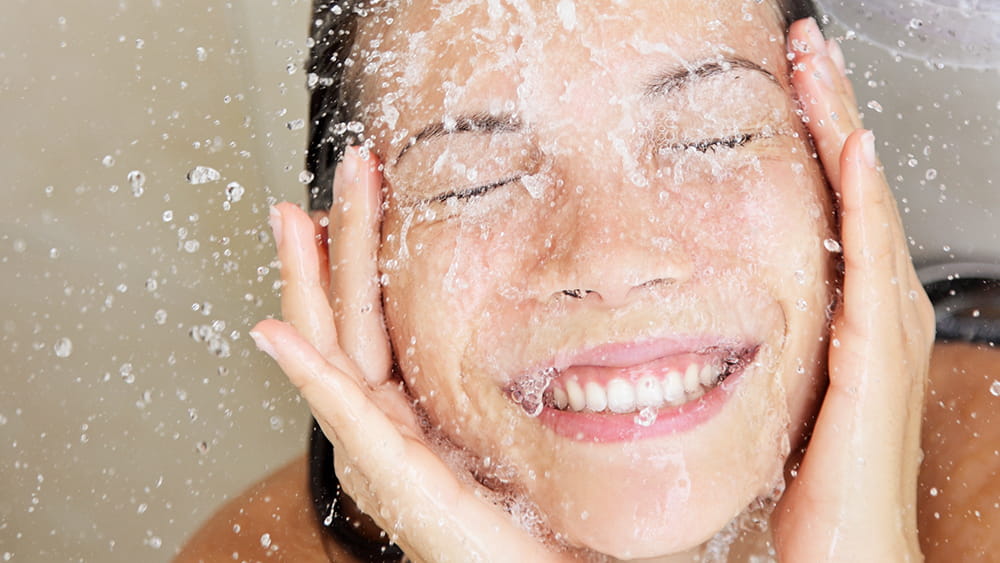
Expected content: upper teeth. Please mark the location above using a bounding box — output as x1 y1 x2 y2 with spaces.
549 363 721 414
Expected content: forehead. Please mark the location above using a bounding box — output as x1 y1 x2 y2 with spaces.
351 0 789 143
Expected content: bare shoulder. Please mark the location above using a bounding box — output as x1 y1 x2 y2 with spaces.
175 455 332 563
919 342 1000 560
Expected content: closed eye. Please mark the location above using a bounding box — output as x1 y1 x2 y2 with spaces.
427 175 523 203
665 132 761 154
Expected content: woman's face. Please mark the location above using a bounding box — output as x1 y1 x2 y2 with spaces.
349 0 834 557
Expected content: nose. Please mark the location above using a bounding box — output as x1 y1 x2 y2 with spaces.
530 192 694 307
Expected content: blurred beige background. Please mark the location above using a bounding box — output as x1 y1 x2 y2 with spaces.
1 1 997 562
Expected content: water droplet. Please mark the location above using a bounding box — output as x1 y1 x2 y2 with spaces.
195 46 207 62
120 363 135 384
183 240 200 253
286 118 305 131
162 210 173 222
823 238 842 253
795 298 808 311
196 441 209 454
127 170 146 197
929 487 938 496
102 155 116 167
53 337 73 358
259 533 272 548
866 100 883 113
989 380 1000 397
298 170 314 184
225 182 244 203
186 166 221 185
925 168 937 181
49 247 60 259
147 536 161 549
153 309 168 325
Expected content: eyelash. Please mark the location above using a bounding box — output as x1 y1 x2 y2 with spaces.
665 132 759 154
429 132 761 203
429 175 523 203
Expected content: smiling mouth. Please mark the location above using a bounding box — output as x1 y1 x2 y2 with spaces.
543 347 755 414
504 342 759 439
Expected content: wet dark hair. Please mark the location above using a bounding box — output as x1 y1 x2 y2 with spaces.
305 0 819 211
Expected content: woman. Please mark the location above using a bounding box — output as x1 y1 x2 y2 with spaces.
179 0 999 560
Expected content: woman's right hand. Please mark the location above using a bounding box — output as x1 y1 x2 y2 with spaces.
249 148 562 563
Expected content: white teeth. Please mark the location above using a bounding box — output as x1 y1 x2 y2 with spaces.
584 381 608 412
606 379 636 414
683 364 701 394
565 379 586 412
699 363 718 387
553 386 568 410
662 370 685 405
546 360 734 414
635 376 663 407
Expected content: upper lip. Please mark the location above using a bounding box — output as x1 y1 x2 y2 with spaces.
505 334 755 390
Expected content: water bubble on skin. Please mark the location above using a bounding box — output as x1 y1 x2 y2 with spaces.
990 380 1000 397
633 406 658 427
186 166 221 185
53 337 73 358
259 533 271 548
510 367 558 417
127 170 146 197
823 238 842 253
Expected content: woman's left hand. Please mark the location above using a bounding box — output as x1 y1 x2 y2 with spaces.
773 18 936 561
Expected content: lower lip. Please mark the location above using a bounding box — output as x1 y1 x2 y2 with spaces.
536 368 749 443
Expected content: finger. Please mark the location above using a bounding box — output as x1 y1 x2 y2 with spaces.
250 319 404 461
832 130 902 372
272 202 340 362
329 147 392 385
788 17 862 192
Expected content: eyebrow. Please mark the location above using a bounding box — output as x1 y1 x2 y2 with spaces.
395 56 779 164
644 56 779 97
394 112 523 164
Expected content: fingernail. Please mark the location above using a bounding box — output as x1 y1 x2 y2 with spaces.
268 205 283 247
827 39 847 76
249 330 277 360
861 130 877 168
803 17 828 56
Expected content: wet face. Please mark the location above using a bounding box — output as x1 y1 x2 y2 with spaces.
346 0 834 557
